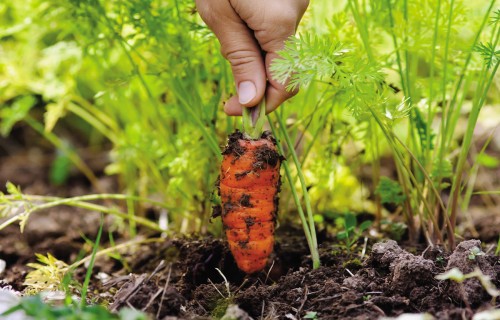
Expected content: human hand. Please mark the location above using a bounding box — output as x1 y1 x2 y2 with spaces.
196 0 309 115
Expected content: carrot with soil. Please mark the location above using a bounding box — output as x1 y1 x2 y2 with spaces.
218 103 283 274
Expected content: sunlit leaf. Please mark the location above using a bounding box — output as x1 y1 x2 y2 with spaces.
476 153 499 169
435 268 465 282
0 96 37 137
344 212 357 230
44 101 67 132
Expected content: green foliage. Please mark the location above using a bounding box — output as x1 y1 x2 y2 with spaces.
342 258 362 269
387 221 407 242
304 311 319 319
0 182 32 231
375 177 406 205
272 36 359 91
475 153 500 169
272 0 499 247
414 108 435 151
50 144 74 186
211 298 233 319
23 216 103 300
2 295 149 320
435 255 445 266
0 95 37 136
24 253 70 294
81 215 104 307
431 158 453 179
474 42 500 69
271 34 386 120
467 246 485 260
491 9 500 24
336 212 372 254
0 0 228 232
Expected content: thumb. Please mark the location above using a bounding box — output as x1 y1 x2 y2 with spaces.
196 0 266 112
222 33 267 111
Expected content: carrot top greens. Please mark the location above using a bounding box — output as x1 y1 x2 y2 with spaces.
242 100 267 140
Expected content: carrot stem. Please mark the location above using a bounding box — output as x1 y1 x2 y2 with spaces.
268 113 321 269
242 100 266 139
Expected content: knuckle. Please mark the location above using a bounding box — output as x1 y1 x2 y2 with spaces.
224 49 260 69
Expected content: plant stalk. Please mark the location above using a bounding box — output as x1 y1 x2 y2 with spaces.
273 112 320 269
268 116 320 269
241 100 320 268
448 60 500 245
242 100 267 139
81 214 104 307
0 193 167 232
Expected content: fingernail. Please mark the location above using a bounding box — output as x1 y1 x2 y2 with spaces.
238 81 256 105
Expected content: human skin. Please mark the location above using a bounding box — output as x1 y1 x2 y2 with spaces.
196 0 309 115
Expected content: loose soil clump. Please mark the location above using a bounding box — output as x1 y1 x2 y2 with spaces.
444 240 498 306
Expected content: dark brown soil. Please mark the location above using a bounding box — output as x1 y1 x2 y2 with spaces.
100 234 500 320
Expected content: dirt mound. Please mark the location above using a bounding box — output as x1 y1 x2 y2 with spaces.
96 238 500 319
445 240 499 305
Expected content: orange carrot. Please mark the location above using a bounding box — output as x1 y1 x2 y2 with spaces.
219 130 282 273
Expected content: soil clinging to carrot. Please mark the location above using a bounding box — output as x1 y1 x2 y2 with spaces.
218 130 283 274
